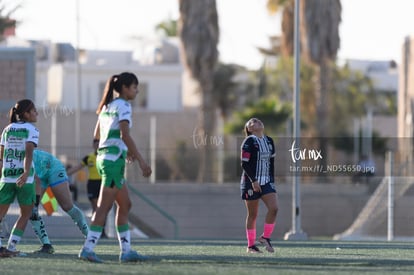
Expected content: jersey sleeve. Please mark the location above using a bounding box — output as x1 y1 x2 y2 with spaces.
118 101 132 125
241 136 257 183
268 136 275 181
27 124 39 147
0 127 6 146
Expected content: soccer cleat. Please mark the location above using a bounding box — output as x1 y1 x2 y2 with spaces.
246 245 262 253
78 248 103 263
259 236 274 253
119 250 149 263
0 246 19 257
34 244 55 254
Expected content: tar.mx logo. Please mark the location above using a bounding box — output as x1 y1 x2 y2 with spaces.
191 127 224 149
289 140 323 163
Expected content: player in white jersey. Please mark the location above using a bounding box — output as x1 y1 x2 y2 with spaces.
79 72 151 263
0 99 39 257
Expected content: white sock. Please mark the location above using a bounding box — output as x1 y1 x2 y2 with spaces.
117 229 131 253
82 228 102 252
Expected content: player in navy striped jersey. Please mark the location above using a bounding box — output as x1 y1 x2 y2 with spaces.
240 118 278 253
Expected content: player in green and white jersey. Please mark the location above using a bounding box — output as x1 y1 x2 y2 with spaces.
0 99 38 257
79 72 151 263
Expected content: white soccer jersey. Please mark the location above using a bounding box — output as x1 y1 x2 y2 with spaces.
0 122 39 184
97 98 132 161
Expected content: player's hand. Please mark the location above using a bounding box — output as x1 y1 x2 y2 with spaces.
16 172 29 187
139 161 152 178
252 181 261 193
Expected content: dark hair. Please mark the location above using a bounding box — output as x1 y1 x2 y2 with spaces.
9 99 35 123
96 72 139 114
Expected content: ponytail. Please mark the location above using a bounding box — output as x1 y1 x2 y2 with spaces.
9 107 18 123
96 75 117 114
96 72 139 114
9 99 35 123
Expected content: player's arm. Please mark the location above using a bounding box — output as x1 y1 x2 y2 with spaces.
119 120 151 177
93 119 100 141
16 141 35 187
241 138 260 192
66 163 85 176
0 145 3 179
241 138 257 181
34 175 43 195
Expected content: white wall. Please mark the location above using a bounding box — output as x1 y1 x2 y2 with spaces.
34 60 183 112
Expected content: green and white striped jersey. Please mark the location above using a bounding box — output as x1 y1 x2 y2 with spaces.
97 98 132 161
0 121 39 184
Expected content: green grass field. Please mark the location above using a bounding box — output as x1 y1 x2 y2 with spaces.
2 238 414 275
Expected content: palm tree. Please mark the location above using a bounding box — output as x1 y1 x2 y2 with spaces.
300 0 341 174
178 0 219 183
267 0 295 56
267 0 341 175
0 0 19 41
155 18 178 37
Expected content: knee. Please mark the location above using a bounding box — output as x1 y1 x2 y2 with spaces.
119 200 132 214
61 203 73 212
116 197 132 217
246 212 258 223
269 205 278 217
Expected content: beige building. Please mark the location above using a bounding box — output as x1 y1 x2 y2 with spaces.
398 36 414 170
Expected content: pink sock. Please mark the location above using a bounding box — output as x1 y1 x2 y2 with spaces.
262 223 275 239
246 229 256 247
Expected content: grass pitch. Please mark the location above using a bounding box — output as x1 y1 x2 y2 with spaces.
1 238 414 274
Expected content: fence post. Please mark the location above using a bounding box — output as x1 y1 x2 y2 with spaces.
386 151 394 241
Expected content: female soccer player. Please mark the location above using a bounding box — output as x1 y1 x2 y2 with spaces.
0 99 39 257
240 118 278 253
30 149 89 253
79 72 151 263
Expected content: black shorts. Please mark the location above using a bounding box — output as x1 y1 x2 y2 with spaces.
87 179 102 200
241 182 276 200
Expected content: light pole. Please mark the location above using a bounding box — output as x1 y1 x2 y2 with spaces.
284 0 307 241
75 0 81 160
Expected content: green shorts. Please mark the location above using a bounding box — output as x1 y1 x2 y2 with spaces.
96 154 126 190
0 182 36 205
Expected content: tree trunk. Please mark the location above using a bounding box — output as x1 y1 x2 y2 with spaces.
316 60 330 178
196 75 216 183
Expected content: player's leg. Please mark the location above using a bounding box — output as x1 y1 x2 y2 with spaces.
244 199 261 253
30 179 54 253
258 189 278 252
87 180 106 237
51 181 88 236
0 212 19 256
79 184 116 263
8 183 34 253
115 184 147 262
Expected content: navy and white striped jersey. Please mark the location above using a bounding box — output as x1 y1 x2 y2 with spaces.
240 135 275 187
